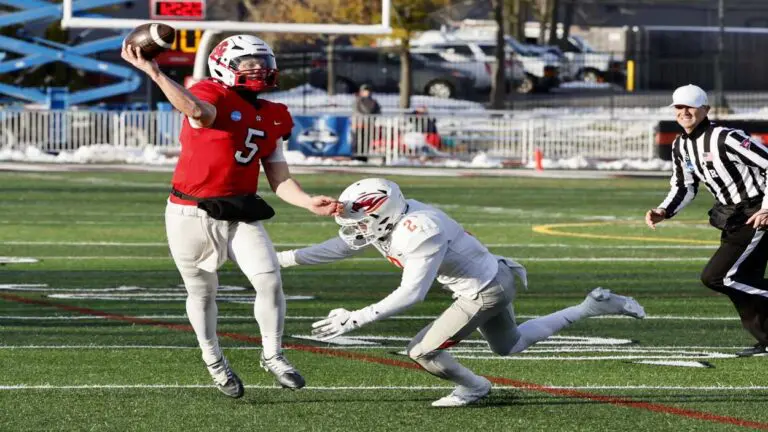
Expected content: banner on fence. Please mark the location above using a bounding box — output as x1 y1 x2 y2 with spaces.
288 115 352 156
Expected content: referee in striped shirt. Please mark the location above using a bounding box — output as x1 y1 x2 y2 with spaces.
646 84 768 357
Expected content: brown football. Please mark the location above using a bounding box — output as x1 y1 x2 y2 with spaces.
123 23 176 60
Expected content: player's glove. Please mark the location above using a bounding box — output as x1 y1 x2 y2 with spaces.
311 308 360 340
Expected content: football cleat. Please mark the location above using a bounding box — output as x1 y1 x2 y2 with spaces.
580 287 646 319
260 352 306 389
431 377 492 408
206 357 244 398
736 343 768 357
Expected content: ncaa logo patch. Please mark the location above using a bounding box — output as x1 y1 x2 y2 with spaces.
231 111 242 122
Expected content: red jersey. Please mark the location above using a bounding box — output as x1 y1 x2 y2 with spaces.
170 79 293 205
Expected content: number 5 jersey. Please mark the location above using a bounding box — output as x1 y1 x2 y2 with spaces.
171 78 293 205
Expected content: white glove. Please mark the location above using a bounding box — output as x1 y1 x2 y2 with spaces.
311 308 360 340
276 250 298 268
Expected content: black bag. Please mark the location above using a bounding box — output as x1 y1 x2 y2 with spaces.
708 198 761 231
172 188 275 222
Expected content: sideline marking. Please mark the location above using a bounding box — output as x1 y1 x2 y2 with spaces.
2 293 767 430
0 257 38 264
533 222 719 245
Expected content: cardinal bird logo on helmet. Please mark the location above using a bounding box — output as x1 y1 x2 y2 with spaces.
351 192 388 215
211 40 229 61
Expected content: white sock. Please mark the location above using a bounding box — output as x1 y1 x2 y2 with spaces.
417 351 486 388
509 305 586 353
248 271 285 358
182 272 222 365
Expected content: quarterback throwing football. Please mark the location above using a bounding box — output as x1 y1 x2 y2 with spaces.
122 35 340 398
278 178 646 407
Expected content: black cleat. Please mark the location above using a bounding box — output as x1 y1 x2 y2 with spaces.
206 357 245 398
736 344 768 357
260 352 306 389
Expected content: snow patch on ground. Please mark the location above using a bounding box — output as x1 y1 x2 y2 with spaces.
0 145 177 165
0 144 672 173
524 156 672 171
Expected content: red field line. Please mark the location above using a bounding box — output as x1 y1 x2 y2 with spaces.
3 292 768 430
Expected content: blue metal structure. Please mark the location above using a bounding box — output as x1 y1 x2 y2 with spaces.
0 0 140 108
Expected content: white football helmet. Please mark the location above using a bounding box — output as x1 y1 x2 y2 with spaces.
208 35 278 91
335 178 409 249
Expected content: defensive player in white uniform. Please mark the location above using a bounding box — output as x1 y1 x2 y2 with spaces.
277 178 646 407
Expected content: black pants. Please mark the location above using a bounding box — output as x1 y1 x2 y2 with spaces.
701 223 768 344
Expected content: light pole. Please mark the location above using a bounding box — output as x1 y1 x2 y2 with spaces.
714 0 729 114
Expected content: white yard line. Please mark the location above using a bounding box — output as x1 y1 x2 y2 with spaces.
0 315 742 321
452 354 737 360
0 241 316 247
0 384 766 391
4 256 711 262
0 241 718 249
0 345 747 351
0 220 340 226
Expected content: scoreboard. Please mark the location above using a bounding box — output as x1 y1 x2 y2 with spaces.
148 0 206 65
150 0 206 21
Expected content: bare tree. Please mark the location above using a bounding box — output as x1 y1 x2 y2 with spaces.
490 0 506 110
391 0 450 109
326 36 337 96
548 0 560 45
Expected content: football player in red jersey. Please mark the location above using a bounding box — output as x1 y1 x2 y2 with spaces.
122 35 340 398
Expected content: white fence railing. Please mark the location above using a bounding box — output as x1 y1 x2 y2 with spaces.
344 114 656 162
0 110 658 163
0 110 181 152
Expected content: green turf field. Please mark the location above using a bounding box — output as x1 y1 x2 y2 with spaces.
2 170 767 431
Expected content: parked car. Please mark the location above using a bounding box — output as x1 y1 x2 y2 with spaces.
410 47 492 93
412 31 561 92
307 47 475 99
503 36 569 84
560 35 625 84
411 43 527 94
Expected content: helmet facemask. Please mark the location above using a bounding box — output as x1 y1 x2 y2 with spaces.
335 180 408 250
230 54 278 91
336 216 381 250
336 213 401 250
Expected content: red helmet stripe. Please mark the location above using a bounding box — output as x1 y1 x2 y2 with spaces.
352 193 388 214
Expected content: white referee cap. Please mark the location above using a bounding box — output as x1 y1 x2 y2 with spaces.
670 84 709 108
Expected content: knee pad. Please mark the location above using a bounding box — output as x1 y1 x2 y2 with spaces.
180 268 218 300
407 342 432 362
247 270 282 294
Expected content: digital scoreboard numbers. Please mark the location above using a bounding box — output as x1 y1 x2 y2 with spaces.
150 0 206 20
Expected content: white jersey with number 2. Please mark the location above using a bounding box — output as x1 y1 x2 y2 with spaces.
278 199 527 323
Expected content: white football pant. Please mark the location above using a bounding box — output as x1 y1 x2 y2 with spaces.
407 261 592 387
165 201 285 365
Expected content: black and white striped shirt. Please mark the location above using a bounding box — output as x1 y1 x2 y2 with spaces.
660 118 768 216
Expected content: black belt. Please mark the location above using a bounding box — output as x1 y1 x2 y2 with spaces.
171 188 202 202
171 188 274 222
